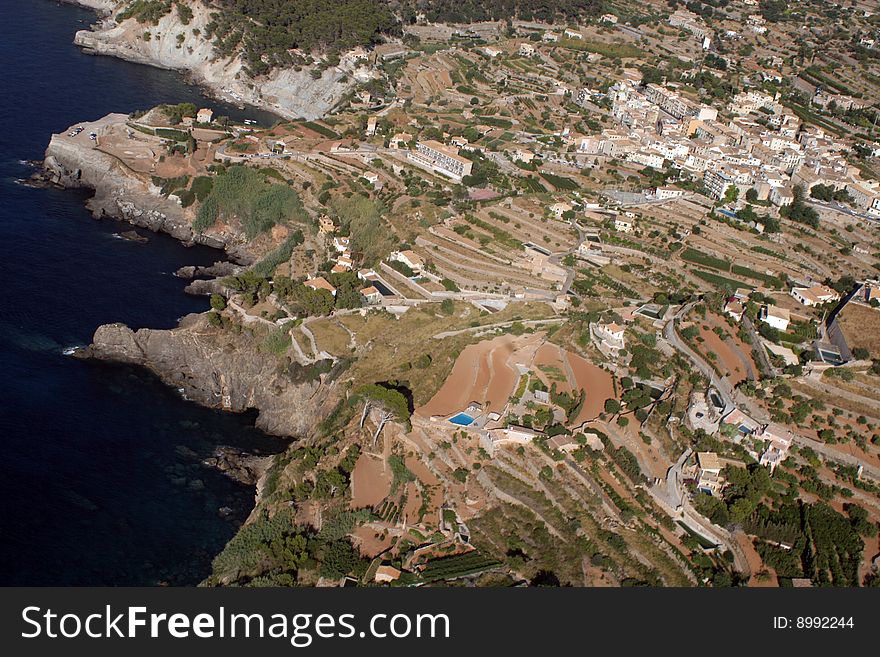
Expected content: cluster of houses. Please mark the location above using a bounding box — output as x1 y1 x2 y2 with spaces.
723 283 843 339
571 71 880 217
301 234 388 305
686 393 796 497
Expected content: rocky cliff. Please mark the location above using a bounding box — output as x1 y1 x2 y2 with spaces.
39 116 255 256
64 0 120 13
72 1 371 120
81 315 334 438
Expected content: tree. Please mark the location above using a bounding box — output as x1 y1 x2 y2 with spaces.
604 398 621 414
210 293 227 311
722 185 739 205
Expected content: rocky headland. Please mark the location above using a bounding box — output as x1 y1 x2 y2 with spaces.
78 315 335 438
69 0 372 120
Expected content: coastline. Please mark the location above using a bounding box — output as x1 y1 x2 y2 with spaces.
36 114 257 263
66 0 363 121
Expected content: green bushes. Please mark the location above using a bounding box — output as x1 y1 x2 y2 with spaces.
191 175 214 201
692 270 753 291
261 326 291 355
420 552 500 582
681 247 730 271
540 172 579 191
251 230 305 277
118 0 172 25
193 166 307 238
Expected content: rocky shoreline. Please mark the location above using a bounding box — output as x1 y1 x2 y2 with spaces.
35 120 259 268
67 0 365 120
75 316 332 438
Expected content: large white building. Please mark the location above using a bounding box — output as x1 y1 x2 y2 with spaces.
408 140 474 181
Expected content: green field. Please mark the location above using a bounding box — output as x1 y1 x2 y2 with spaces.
300 121 339 139
541 172 579 191
681 248 730 272
692 270 754 291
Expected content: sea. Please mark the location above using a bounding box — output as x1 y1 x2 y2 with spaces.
0 0 284 585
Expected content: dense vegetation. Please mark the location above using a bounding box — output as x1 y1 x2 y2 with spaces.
693 464 870 586
204 0 398 74
193 165 308 238
398 0 604 24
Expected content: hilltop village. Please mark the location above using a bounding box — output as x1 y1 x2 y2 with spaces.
54 0 880 588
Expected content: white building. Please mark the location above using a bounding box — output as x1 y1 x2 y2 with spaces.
614 218 634 233
759 304 790 331
408 140 473 181
790 285 839 307
390 250 424 273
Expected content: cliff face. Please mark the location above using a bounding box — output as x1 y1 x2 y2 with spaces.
73 1 366 120
65 0 120 13
41 118 230 250
83 315 333 438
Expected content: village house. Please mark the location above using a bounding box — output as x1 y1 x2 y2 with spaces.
365 116 377 136
305 276 337 297
362 171 381 188
390 250 424 273
332 236 350 252
759 304 790 331
360 285 382 304
790 284 840 307
654 185 686 200
769 185 794 207
722 408 762 440
723 298 745 322
196 108 213 124
389 132 412 149
549 201 573 219
614 217 634 233
695 452 724 497
548 434 580 452
592 321 626 356
518 43 535 57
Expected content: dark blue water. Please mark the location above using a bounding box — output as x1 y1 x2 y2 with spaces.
0 0 283 585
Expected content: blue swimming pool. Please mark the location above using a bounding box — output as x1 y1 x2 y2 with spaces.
448 413 475 426
718 209 737 219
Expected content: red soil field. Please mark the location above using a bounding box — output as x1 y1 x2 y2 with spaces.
350 454 392 509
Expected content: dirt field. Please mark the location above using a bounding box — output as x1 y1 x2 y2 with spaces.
567 352 616 424
351 524 394 558
416 334 523 417
838 302 880 357
350 453 392 509
687 313 757 386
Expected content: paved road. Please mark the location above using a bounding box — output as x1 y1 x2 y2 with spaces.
432 317 564 339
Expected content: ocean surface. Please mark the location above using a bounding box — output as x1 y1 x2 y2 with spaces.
0 0 283 585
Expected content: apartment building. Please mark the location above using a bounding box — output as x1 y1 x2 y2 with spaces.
408 140 473 181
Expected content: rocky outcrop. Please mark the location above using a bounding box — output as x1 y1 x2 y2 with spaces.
63 0 120 14
205 447 274 487
80 314 333 438
41 118 229 249
73 1 372 120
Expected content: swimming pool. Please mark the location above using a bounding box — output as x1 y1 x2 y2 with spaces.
448 413 475 426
